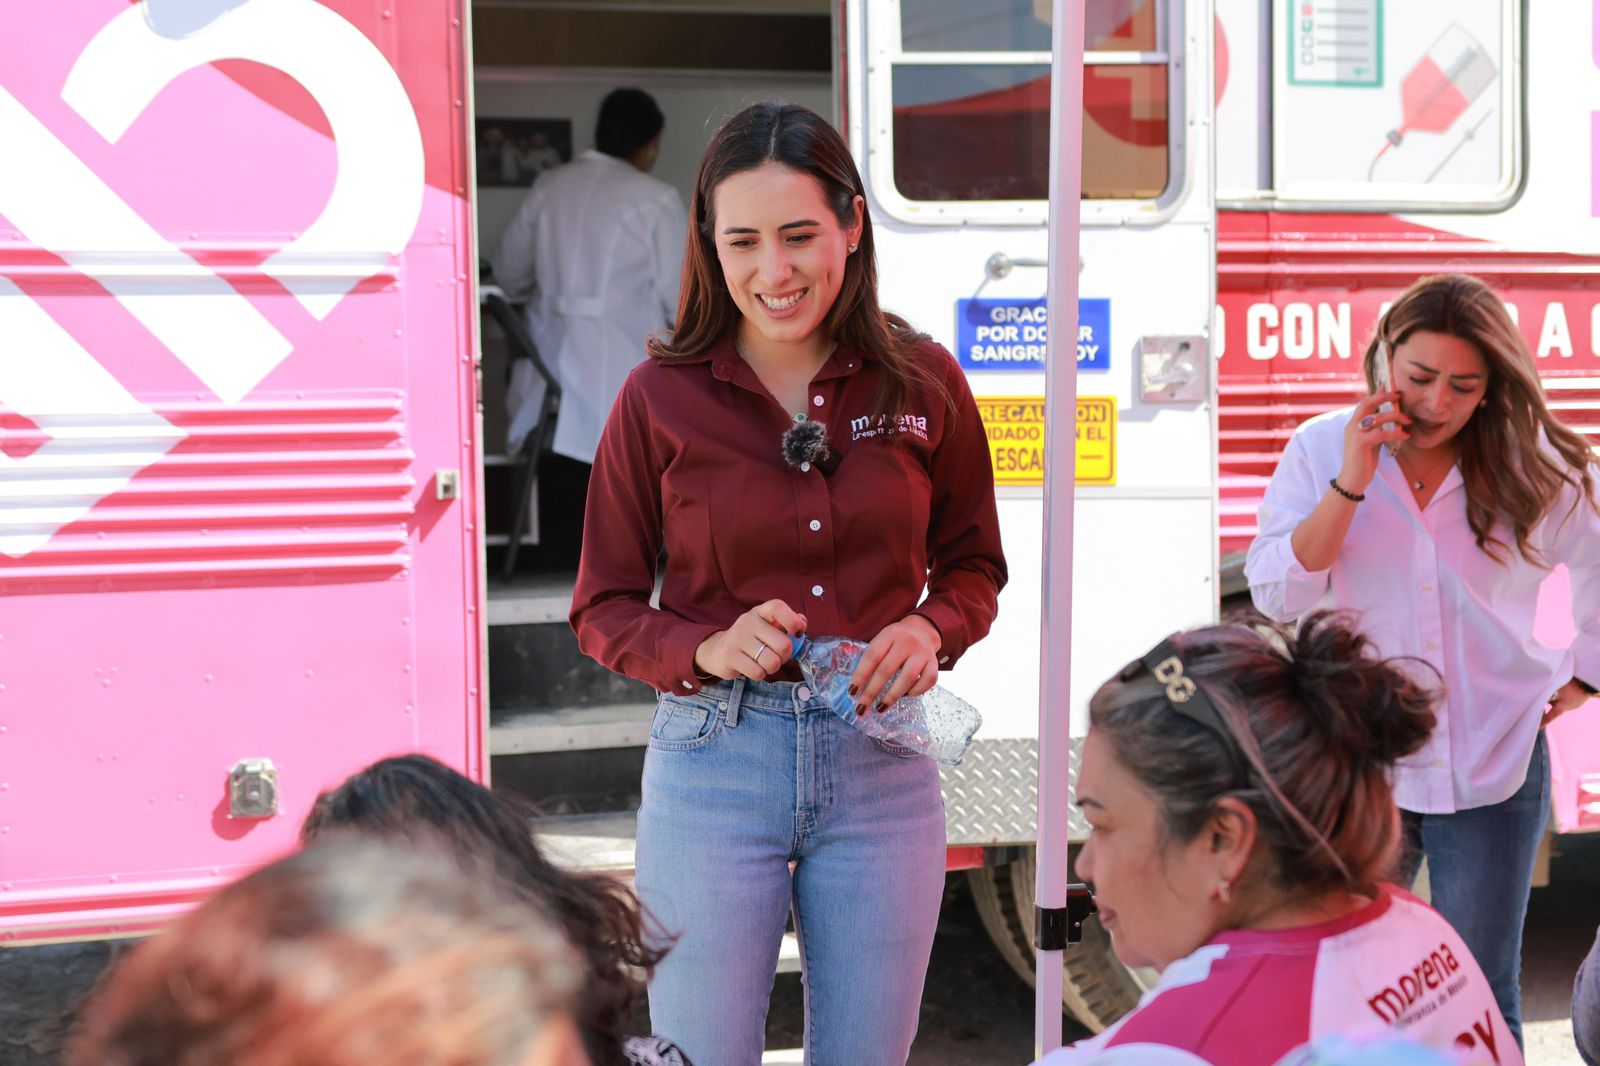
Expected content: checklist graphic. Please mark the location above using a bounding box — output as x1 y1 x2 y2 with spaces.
1288 0 1383 87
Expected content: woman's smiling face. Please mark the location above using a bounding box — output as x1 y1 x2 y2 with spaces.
711 162 862 350
1074 729 1230 972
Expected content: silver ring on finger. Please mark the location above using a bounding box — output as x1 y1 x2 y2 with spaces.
750 643 767 662
1359 415 1376 430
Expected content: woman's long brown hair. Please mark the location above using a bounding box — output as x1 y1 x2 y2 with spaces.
650 100 946 421
1363 273 1598 563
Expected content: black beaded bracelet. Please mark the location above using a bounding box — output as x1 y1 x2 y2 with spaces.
1328 477 1365 503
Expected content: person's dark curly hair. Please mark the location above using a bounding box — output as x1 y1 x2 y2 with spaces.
68 837 582 1066
301 755 672 1066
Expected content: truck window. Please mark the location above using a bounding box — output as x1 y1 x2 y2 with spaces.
1216 0 1521 208
881 0 1171 208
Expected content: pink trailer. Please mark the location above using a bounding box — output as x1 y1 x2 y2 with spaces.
0 0 483 943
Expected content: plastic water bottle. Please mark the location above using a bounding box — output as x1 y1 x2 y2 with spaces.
788 633 981 766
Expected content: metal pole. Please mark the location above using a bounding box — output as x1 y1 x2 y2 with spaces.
1034 0 1086 1055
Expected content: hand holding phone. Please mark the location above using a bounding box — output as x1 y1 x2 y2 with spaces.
1373 342 1400 455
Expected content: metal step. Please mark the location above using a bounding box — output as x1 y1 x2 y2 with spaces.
484 533 560 549
492 703 651 755
534 811 639 874
531 811 801 974
487 571 577 626
777 930 800 973
488 569 665 627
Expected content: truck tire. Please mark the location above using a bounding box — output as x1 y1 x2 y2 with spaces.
967 846 1155 1032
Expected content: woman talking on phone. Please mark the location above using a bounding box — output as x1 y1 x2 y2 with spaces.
570 102 1006 1065
1245 273 1600 1048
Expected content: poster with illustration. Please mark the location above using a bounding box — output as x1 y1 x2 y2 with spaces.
1272 0 1514 202
476 118 572 188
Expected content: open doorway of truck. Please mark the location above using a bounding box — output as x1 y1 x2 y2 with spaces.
466 0 847 1008
469 0 837 811
473 0 835 583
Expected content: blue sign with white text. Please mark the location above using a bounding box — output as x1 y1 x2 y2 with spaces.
955 297 1111 372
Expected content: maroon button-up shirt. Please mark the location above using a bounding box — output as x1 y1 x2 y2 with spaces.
570 333 1007 695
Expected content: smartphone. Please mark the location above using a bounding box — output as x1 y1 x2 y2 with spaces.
1373 341 1400 454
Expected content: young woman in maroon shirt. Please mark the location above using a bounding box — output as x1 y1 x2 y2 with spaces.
570 102 1007 1065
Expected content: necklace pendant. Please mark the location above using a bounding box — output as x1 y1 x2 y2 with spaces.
1412 479 1424 491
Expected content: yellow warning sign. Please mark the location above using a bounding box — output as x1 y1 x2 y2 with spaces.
975 395 1117 487
1075 396 1116 485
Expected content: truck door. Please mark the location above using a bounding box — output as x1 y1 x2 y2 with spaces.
0 0 482 942
846 0 1218 1029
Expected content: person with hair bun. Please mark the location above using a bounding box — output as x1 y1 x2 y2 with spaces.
1038 612 1520 1066
1245 273 1600 1046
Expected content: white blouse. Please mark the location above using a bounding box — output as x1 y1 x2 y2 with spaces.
1245 407 1600 814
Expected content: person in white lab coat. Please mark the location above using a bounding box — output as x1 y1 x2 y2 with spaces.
494 88 687 564
1245 273 1600 1051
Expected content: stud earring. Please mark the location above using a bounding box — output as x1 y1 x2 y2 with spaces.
848 244 858 253
1217 879 1231 903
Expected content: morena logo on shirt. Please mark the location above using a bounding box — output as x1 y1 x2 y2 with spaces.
849 413 929 442
1364 942 1463 1024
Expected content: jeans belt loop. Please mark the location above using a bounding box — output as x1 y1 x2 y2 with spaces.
724 678 746 728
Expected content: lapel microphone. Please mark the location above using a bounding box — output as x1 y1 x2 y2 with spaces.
781 418 841 476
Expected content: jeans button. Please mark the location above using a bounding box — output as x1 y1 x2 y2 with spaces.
796 685 813 701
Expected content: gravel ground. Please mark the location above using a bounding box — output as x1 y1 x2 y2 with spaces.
1518 832 1600 1065
762 875 1088 1063
0 941 115 1065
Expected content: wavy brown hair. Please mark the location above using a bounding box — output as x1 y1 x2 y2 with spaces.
1363 273 1598 563
301 755 669 1066
1090 612 1438 897
649 100 946 421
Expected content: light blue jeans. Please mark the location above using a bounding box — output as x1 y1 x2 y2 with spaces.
634 678 946 1066
1399 730 1550 1052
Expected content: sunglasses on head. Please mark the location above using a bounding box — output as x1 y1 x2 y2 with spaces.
1118 638 1251 789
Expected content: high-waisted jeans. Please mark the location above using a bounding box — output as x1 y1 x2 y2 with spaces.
634 677 947 1066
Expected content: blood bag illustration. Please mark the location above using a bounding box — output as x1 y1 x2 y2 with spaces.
1369 24 1497 179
